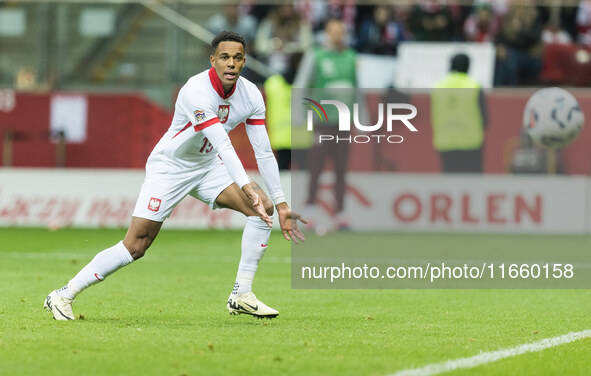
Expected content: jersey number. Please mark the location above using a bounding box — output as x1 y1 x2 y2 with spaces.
200 138 214 153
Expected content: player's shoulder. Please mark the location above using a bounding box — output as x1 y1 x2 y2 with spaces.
183 70 211 92
236 76 264 104
177 70 216 103
237 76 261 95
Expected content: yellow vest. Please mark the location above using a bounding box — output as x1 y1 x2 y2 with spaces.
431 73 484 151
264 75 292 150
264 75 313 149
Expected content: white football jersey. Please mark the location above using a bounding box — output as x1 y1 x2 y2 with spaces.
146 67 266 176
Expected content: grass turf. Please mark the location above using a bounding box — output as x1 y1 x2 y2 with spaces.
0 228 590 376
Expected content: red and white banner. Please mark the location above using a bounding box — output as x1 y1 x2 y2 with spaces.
0 169 247 229
0 169 587 234
293 172 588 234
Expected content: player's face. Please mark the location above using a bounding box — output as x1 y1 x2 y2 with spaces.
210 41 246 90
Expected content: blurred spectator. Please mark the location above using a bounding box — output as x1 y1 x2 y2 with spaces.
294 19 357 230
463 3 499 42
206 3 258 47
476 0 509 18
324 0 356 33
393 4 413 25
577 0 591 45
255 4 313 74
15 67 37 91
537 4 578 41
542 18 573 45
296 0 357 35
408 0 455 41
431 54 487 173
356 5 406 55
494 3 543 86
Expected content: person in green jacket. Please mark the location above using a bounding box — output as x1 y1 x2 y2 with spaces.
431 53 487 173
294 18 357 230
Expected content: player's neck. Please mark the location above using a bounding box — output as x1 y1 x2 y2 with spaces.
327 43 346 52
223 84 233 96
208 67 237 99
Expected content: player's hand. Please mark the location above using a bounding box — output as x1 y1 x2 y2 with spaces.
276 202 307 244
242 184 273 227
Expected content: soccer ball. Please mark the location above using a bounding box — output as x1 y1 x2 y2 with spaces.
523 87 584 149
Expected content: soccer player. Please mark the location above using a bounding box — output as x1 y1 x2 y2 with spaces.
44 31 306 321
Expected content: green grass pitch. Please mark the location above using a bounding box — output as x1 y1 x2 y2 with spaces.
1 228 590 376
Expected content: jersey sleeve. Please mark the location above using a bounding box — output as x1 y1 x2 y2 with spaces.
245 87 286 205
246 87 266 125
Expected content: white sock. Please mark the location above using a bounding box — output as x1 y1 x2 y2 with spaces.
56 241 134 300
232 216 272 296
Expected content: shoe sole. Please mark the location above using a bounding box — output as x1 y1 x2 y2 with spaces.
227 297 278 319
228 310 278 319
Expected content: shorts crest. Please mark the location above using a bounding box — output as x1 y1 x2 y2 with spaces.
148 197 162 212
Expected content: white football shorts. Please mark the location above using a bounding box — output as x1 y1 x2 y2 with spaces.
132 162 234 222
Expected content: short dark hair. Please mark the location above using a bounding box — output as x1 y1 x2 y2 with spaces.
211 31 246 55
450 53 470 73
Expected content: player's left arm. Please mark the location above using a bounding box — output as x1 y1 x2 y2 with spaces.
245 89 307 242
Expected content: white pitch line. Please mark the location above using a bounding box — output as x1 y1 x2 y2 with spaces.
390 330 591 376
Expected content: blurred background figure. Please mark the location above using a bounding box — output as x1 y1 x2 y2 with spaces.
542 17 573 45
296 0 357 40
255 4 313 74
431 53 487 173
576 0 591 45
206 2 258 48
408 0 456 41
494 2 543 86
294 19 357 231
263 53 303 171
356 5 406 55
14 67 37 91
463 2 499 42
206 1 259 81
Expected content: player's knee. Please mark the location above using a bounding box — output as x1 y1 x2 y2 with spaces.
124 238 153 260
127 245 147 260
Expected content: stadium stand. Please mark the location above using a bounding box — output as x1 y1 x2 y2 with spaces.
1 1 590 175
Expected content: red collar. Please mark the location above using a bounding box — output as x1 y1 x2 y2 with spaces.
208 67 237 99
